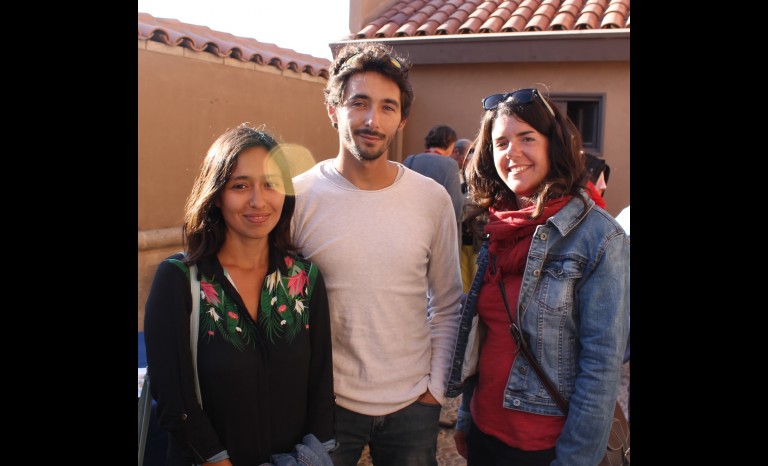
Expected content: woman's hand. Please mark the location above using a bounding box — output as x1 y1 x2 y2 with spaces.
453 430 468 459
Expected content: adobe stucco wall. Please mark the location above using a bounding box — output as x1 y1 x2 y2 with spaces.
138 41 338 330
401 61 630 217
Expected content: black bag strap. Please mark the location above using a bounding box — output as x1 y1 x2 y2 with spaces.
497 269 569 415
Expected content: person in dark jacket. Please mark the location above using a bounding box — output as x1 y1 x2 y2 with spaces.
584 152 610 196
144 123 336 466
404 124 465 233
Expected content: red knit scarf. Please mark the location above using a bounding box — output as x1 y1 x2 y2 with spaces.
485 197 571 275
485 189 605 275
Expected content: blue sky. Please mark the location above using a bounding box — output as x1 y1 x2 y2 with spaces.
138 0 351 60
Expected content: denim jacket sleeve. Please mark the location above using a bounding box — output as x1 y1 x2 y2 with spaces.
454 376 476 433
262 433 334 466
553 226 630 466
445 240 489 398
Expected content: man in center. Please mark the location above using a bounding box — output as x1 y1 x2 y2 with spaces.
291 42 463 466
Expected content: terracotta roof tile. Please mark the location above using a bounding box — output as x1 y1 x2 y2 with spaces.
500 0 523 10
479 15 507 33
137 12 330 78
416 10 451 35
400 0 429 15
356 23 385 39
395 22 421 37
376 23 400 37
437 16 464 34
525 0 560 31
459 17 485 33
575 0 607 29
438 9 471 34
502 0 540 32
395 9 434 37
458 1 484 14
550 0 584 30
479 1 517 32
600 0 630 28
354 0 628 38
468 3 494 21
448 0 472 7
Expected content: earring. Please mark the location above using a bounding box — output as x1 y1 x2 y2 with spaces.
332 122 338 130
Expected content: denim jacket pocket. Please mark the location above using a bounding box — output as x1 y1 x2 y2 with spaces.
535 256 586 313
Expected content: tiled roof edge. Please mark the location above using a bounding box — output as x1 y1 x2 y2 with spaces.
138 12 331 79
356 0 629 37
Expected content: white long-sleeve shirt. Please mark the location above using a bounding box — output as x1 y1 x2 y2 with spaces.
291 160 462 416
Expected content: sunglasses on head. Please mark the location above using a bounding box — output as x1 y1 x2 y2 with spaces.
340 52 405 71
481 88 555 118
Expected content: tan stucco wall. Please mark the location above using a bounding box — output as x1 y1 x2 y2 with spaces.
399 61 630 216
138 40 338 330
138 41 338 231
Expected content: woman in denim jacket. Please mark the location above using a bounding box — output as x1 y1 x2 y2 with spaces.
445 89 629 465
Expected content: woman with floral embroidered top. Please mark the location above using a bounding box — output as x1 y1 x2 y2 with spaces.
445 89 629 465
144 123 335 466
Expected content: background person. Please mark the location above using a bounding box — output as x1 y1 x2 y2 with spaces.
291 42 462 466
452 138 479 294
403 124 465 235
145 123 335 466
584 152 610 206
451 138 474 183
445 88 630 465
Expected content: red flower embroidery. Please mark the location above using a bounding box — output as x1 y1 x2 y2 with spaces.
278 305 287 313
228 311 238 320
201 281 220 305
287 269 308 297
284 256 293 269
207 330 215 336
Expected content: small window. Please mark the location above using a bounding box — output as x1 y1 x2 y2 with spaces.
552 96 603 155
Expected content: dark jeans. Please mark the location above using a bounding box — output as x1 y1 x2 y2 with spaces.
466 422 556 466
331 401 441 466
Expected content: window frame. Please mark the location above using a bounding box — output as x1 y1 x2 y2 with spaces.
551 94 605 157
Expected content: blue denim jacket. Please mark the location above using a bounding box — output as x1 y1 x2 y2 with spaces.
445 192 630 466
259 434 336 466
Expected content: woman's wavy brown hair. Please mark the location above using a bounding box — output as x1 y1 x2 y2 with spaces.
464 90 589 235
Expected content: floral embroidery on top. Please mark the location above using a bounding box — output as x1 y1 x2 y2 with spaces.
260 256 316 344
199 278 257 351
169 256 316 350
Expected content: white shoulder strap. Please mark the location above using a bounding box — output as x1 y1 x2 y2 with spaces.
189 263 203 408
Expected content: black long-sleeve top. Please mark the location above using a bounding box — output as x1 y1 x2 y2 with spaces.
144 249 335 465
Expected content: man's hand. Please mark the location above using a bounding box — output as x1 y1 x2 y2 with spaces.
417 389 440 406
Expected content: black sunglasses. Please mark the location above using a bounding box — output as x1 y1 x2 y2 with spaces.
481 88 555 118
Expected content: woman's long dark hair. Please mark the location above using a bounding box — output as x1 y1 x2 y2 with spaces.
464 90 589 235
182 123 296 265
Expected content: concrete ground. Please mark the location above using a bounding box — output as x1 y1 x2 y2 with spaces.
356 361 630 465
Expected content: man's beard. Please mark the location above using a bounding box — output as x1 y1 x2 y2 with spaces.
343 128 390 162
